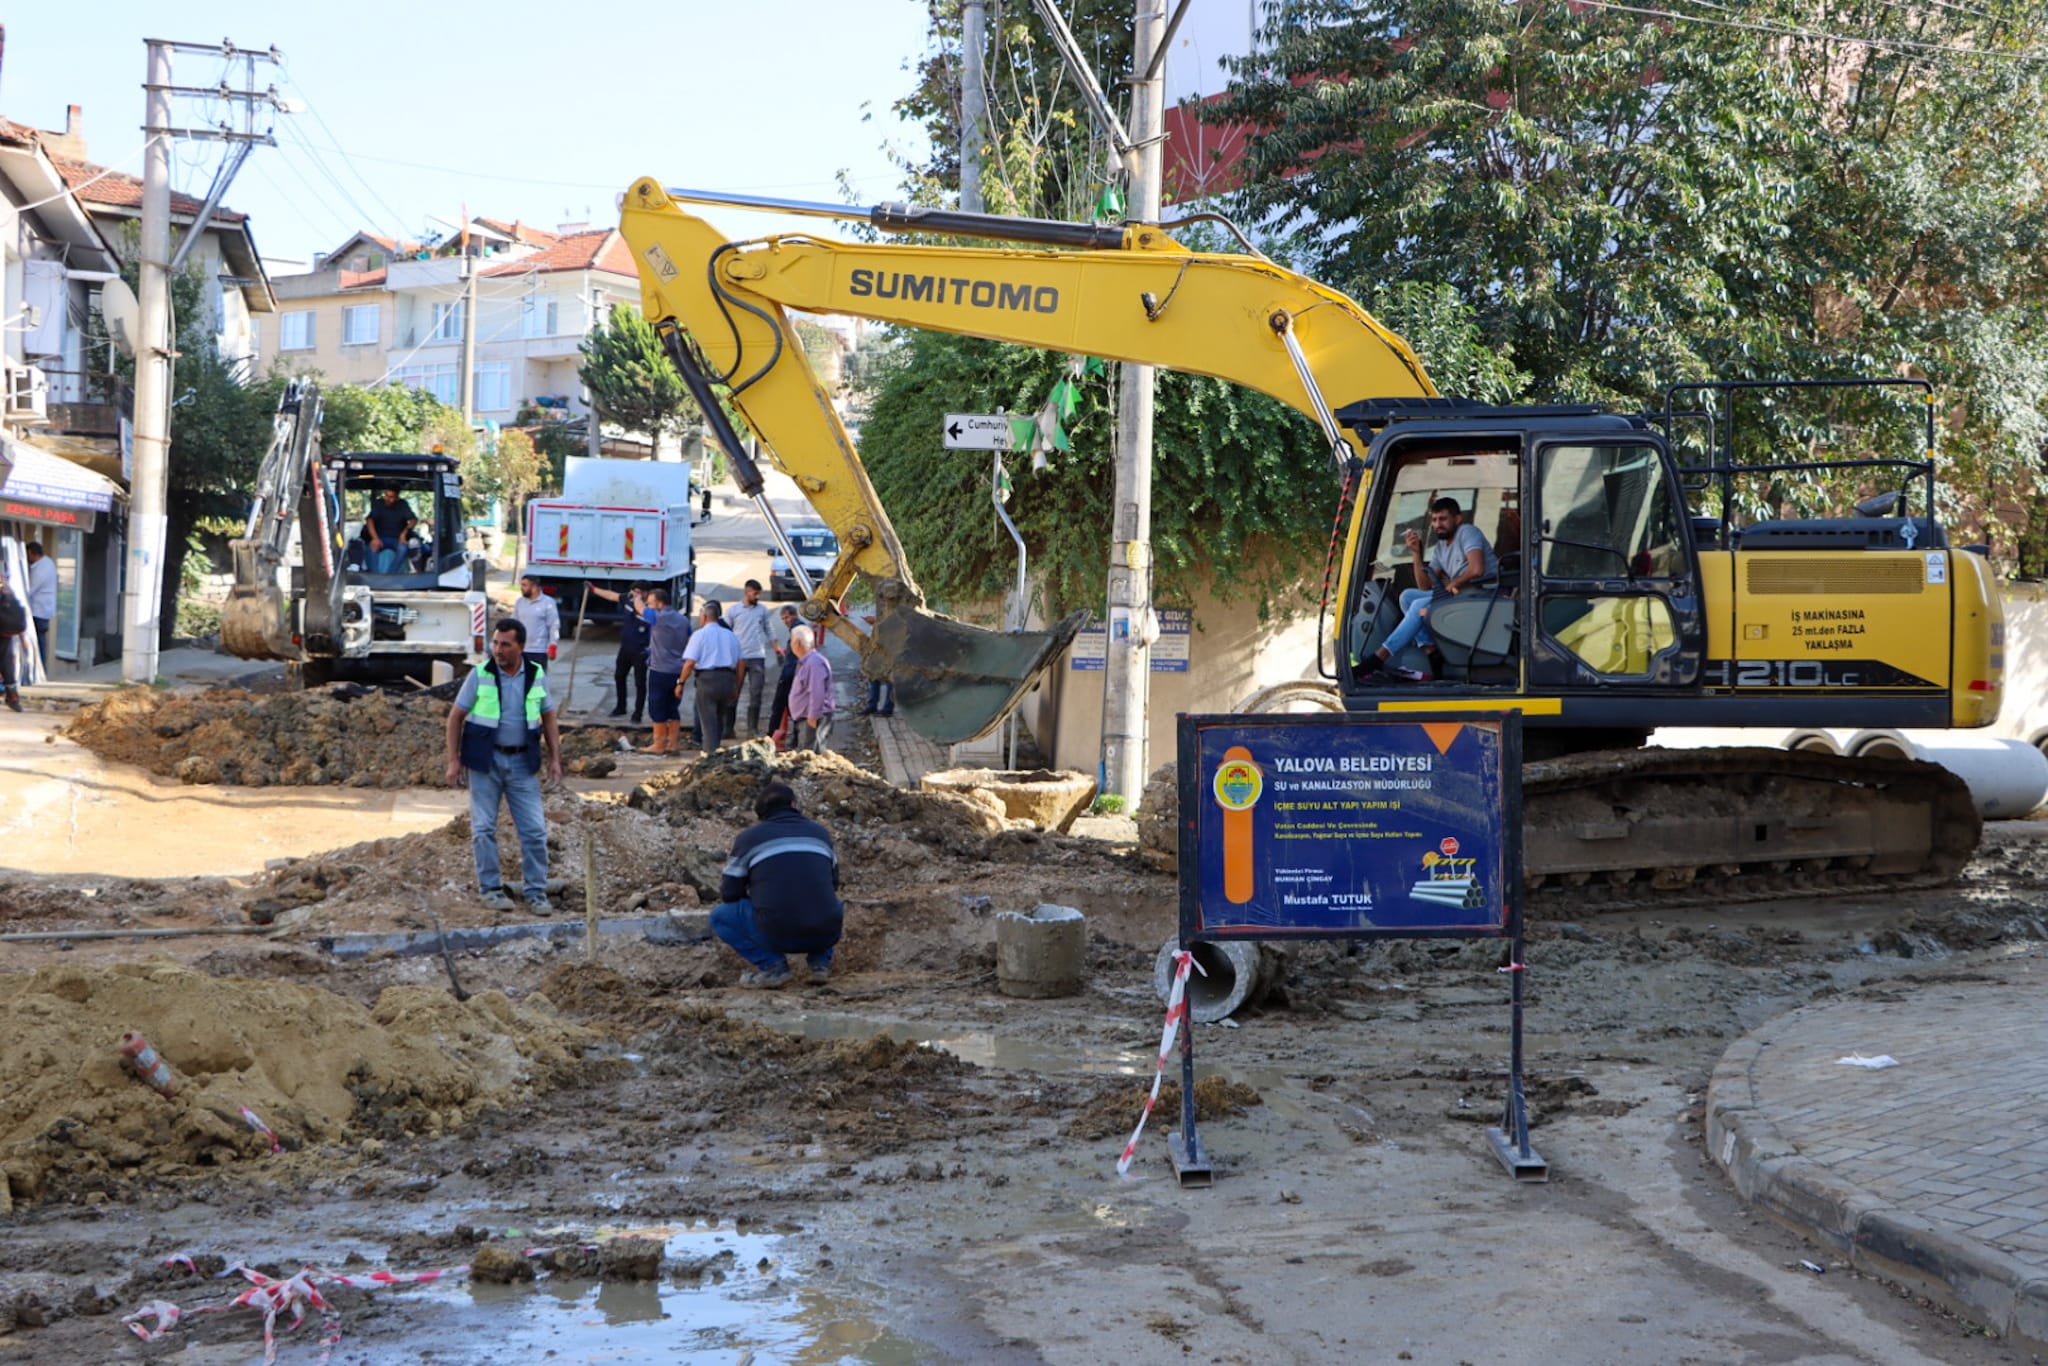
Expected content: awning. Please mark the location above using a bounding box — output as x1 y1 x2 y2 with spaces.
0 437 123 514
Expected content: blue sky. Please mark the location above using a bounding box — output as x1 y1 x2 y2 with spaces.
1 2 935 264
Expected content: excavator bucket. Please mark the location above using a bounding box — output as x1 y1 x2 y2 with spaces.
869 606 1089 746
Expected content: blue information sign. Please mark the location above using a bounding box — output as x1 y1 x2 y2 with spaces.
1178 712 1522 942
1166 711 1541 1183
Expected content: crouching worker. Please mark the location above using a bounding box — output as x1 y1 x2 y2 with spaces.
710 780 842 989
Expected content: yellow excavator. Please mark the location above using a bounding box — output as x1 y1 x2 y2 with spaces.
616 180 2000 906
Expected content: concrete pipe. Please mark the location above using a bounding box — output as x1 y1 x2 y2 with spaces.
1846 731 2048 819
995 904 1087 998
1153 938 1283 1024
1848 728 1914 761
1648 726 1803 751
1783 730 1844 755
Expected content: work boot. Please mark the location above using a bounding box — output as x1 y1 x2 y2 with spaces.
3 689 19 713
804 955 832 986
525 894 554 917
479 888 516 912
609 704 627 718
738 965 792 990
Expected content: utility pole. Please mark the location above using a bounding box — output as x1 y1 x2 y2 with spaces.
1100 2 1167 800
458 251 478 425
123 37 282 685
586 286 605 457
960 0 988 213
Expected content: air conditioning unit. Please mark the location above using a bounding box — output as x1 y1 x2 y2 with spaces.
4 363 48 424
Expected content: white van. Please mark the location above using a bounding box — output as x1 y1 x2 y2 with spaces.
769 524 838 600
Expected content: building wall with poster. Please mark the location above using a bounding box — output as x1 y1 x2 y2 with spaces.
1022 584 1326 784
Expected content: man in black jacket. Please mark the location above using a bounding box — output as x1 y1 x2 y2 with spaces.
708 781 843 988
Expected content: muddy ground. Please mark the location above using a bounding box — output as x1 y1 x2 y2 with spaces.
3 711 2048 1362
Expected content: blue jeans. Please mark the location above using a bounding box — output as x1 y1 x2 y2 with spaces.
469 751 549 899
864 679 893 715
710 898 836 974
1382 588 1438 656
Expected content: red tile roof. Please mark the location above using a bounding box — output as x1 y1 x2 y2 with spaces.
481 229 636 278
474 217 560 248
53 156 247 224
0 118 38 148
339 268 388 290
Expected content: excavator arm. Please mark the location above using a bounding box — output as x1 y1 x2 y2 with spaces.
221 381 345 661
616 180 1435 742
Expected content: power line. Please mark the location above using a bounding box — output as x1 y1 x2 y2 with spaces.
276 68 412 234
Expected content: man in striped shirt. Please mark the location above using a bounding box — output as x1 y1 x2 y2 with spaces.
709 781 843 989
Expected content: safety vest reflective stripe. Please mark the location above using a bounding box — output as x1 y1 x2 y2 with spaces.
470 664 548 725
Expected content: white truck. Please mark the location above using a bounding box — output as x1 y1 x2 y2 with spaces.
521 457 700 619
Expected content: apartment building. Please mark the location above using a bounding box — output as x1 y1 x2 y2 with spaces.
262 218 642 427
0 108 275 672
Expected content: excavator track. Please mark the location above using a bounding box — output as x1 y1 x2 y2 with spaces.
1522 747 1981 916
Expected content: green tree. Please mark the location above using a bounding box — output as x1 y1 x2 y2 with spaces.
318 382 454 454
1210 0 2048 555
577 305 700 457
862 330 1333 619
463 427 544 531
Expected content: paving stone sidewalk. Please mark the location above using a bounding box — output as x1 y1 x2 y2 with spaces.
1707 954 2048 1351
870 715 946 788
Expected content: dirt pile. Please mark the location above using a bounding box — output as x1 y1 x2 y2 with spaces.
0 961 597 1205
248 795 716 934
630 741 1011 850
65 685 629 787
1063 1074 1263 1140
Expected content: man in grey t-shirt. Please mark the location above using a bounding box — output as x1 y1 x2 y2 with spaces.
726 578 774 737
1358 496 1497 682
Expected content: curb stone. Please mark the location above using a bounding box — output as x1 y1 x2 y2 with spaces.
1707 1022 2042 1350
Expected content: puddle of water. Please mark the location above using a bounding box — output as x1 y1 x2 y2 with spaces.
412 1223 933 1363
785 1011 1149 1076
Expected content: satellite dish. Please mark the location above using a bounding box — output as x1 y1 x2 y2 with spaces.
100 280 139 358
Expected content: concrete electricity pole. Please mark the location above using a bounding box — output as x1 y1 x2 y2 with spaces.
1100 3 1167 800
960 0 988 214
458 252 479 425
123 37 281 685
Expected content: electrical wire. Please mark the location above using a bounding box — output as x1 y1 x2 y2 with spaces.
277 67 412 234
11 135 164 214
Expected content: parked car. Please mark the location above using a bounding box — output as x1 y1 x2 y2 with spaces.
769 524 837 600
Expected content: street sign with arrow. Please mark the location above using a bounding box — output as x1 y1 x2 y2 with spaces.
942 413 1019 450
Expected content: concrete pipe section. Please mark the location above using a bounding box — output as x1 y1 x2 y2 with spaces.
1153 938 1284 1024
1846 730 2048 819
920 768 1097 833
994 904 1087 998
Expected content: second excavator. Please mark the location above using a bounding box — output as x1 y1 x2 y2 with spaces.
614 181 1998 906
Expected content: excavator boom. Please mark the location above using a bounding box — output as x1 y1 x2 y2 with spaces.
615 180 1435 743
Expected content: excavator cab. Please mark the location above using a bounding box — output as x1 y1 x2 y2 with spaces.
1339 401 1708 742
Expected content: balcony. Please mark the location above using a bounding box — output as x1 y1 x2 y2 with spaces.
43 368 127 438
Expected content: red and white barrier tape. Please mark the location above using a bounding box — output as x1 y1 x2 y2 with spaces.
1116 949 1205 1177
241 1106 284 1153
123 1256 472 1364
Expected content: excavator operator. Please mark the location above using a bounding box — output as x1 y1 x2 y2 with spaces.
1356 496 1498 683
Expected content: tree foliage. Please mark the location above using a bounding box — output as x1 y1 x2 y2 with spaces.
1210 0 2048 554
862 330 1333 619
318 383 453 454
578 306 700 455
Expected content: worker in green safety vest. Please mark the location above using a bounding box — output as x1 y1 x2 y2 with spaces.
445 617 564 914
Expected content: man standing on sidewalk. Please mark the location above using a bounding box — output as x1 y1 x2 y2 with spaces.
709 780 843 989
24 543 55 674
727 578 774 738
787 624 834 752
676 599 745 753
513 574 561 675
445 618 564 915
